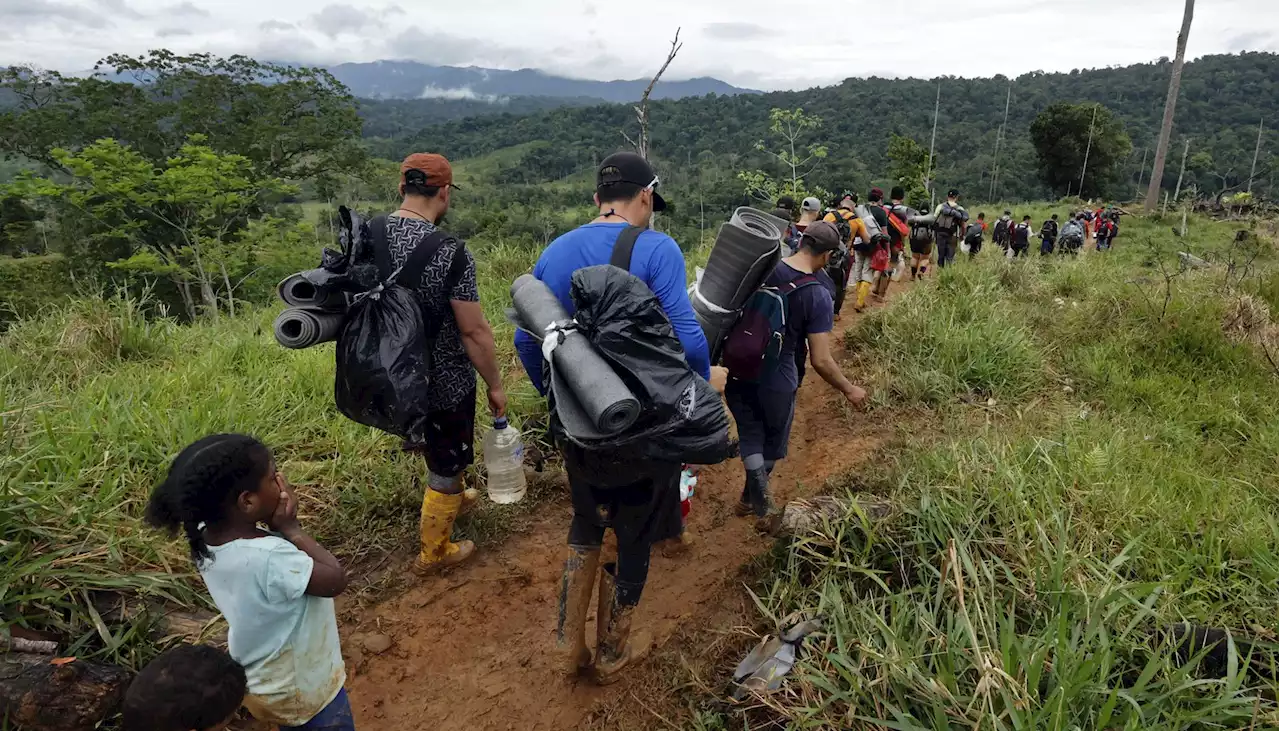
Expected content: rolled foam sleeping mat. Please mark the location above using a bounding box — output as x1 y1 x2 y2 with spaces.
273 307 346 349
510 274 641 437
277 269 349 310
692 294 740 364
733 206 790 240
697 213 783 312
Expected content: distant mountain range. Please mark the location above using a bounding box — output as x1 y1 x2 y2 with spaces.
321 60 757 102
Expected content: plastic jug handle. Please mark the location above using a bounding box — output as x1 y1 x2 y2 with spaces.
493 417 509 430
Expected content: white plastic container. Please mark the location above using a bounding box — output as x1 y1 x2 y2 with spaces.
483 417 527 504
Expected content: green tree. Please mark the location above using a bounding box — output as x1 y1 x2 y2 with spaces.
1029 103 1132 198
12 137 293 318
887 134 931 207
737 108 828 203
0 51 365 181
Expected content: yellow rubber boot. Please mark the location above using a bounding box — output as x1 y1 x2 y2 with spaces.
854 281 871 311
412 489 475 575
591 563 650 685
555 545 601 675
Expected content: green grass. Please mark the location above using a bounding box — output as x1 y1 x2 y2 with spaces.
724 211 1279 728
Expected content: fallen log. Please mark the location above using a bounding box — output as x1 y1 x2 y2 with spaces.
0 654 131 731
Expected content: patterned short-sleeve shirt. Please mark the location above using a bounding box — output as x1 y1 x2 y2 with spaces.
384 214 478 410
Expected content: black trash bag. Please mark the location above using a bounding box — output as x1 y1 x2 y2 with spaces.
333 283 433 445
555 265 736 466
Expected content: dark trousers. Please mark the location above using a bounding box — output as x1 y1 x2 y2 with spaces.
565 459 682 607
826 263 849 315
1039 237 1054 255
936 231 957 267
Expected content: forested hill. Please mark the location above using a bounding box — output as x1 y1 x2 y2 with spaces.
371 52 1279 202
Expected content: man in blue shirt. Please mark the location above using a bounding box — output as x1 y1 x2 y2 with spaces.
516 152 716 686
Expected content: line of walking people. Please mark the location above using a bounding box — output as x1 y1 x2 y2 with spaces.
129 149 871 731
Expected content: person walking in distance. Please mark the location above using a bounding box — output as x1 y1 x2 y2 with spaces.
1039 213 1060 255
929 189 967 268
993 210 1013 254
876 186 912 299
514 152 721 685
963 212 987 258
822 192 869 318
1011 215 1034 258
725 221 868 525
908 212 934 280
386 154 508 575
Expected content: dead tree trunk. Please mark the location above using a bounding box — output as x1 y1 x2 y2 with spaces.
1144 0 1195 212
1173 137 1191 201
0 654 132 731
625 28 683 161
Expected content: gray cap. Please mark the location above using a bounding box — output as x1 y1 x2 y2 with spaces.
801 196 821 212
800 221 841 252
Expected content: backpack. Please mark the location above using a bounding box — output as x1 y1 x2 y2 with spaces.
822 209 854 247
934 202 963 231
885 204 911 244
1040 220 1058 239
964 222 984 244
334 216 468 446
1013 222 1032 245
910 221 933 244
721 273 822 383
993 218 1010 242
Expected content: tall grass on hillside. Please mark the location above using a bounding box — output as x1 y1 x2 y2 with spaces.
742 221 1278 727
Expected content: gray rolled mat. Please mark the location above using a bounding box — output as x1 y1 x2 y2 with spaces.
733 206 790 240
697 214 783 312
273 307 346 349
278 270 348 310
510 274 640 437
692 294 740 364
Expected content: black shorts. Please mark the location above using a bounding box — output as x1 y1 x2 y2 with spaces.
910 239 933 256
564 449 683 547
725 381 797 462
409 389 477 478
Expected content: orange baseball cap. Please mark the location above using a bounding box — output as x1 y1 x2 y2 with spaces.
400 153 460 190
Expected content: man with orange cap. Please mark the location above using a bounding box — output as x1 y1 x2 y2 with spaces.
385 153 509 576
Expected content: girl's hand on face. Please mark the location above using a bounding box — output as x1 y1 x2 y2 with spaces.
268 473 302 537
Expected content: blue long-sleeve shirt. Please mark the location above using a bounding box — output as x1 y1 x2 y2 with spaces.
514 222 711 394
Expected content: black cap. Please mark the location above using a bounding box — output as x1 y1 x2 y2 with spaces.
776 195 796 211
596 152 666 212
947 188 959 198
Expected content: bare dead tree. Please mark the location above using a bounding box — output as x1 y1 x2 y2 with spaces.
624 28 683 161
1144 0 1195 212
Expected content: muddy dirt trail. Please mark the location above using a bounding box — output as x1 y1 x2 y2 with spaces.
341 277 916 730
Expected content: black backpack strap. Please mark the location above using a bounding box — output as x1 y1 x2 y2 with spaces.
370 215 391 279
398 230 454 290
609 225 646 270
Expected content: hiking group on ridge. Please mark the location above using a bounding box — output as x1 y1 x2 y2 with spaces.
130 148 1124 731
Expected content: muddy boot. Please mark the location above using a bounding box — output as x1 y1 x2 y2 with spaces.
736 466 771 518
658 529 695 557
459 487 481 515
874 272 891 298
411 489 475 576
555 544 600 675
591 564 650 685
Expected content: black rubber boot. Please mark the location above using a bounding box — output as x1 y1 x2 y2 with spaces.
744 466 772 518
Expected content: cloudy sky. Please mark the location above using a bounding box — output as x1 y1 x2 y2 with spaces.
1 0 1276 90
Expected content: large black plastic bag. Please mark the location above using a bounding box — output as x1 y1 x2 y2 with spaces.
333 284 433 445
557 265 736 466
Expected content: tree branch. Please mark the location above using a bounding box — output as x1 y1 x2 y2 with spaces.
631 27 682 159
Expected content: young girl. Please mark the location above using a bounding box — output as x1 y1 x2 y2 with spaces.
146 434 355 731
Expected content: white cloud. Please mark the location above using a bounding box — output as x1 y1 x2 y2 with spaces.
0 0 1275 91
419 84 503 102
